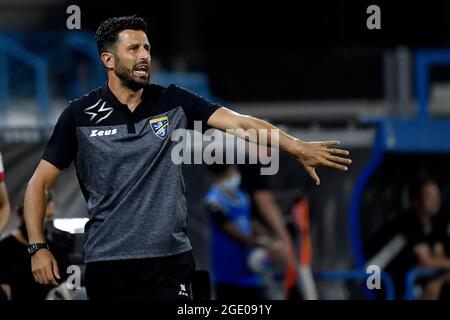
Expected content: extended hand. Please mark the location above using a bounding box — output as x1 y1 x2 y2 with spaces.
295 140 351 185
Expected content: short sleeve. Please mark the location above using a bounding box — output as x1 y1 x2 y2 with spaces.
0 152 4 182
42 106 77 170
174 86 222 132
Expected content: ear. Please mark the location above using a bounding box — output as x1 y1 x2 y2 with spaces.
101 52 115 70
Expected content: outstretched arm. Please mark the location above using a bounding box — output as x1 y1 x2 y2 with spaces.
207 107 352 185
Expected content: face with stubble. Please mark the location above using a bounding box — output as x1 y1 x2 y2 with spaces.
108 29 151 90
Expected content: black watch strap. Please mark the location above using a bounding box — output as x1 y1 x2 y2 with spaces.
27 243 49 256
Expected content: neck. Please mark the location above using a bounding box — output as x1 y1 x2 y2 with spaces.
108 75 144 111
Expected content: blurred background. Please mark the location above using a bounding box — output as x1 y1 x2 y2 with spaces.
0 0 449 300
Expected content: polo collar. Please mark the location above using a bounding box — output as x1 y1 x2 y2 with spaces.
100 82 150 111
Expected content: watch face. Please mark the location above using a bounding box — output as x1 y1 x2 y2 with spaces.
27 244 36 254
28 243 47 255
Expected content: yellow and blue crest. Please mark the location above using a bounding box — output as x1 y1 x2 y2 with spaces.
149 116 169 139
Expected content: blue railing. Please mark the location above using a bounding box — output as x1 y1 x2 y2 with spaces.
314 269 396 300
0 34 51 121
64 32 105 97
404 267 440 300
0 32 222 123
349 49 450 289
415 49 450 119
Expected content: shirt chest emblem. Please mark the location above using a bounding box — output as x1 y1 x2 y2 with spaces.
149 116 169 139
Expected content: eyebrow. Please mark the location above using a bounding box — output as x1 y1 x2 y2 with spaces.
126 43 151 49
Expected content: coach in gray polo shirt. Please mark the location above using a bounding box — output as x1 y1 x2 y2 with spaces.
23 16 351 300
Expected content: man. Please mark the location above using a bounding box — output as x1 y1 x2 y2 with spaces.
237 146 297 270
24 16 351 300
237 146 298 299
0 192 57 300
0 151 11 234
205 163 281 300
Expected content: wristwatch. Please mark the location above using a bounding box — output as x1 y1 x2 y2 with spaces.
27 243 49 256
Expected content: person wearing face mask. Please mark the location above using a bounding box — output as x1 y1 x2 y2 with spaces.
204 163 283 300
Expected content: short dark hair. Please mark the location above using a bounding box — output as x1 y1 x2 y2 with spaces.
95 15 148 56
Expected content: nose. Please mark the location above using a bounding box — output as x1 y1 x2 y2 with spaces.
138 47 150 62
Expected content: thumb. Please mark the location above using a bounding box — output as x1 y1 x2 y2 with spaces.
52 259 61 280
306 166 320 186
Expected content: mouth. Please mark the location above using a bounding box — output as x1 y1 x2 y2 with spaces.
134 64 149 76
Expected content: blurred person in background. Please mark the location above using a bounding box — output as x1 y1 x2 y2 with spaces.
392 177 450 299
237 146 299 299
0 151 11 234
0 190 71 300
237 145 297 270
204 163 284 300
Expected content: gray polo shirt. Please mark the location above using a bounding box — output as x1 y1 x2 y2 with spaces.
43 83 221 263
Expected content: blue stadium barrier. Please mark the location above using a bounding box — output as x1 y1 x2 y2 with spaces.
314 269 396 300
349 49 450 300
404 267 440 300
0 34 51 120
0 32 225 124
64 32 106 96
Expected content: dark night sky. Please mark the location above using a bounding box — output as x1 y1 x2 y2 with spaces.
68 0 450 50
25 0 450 101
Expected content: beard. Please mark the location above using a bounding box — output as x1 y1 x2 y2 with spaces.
114 55 150 91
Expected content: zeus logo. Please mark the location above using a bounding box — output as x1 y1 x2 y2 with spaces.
90 129 117 137
85 99 113 124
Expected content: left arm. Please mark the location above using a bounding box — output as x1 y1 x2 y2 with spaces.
207 107 352 185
